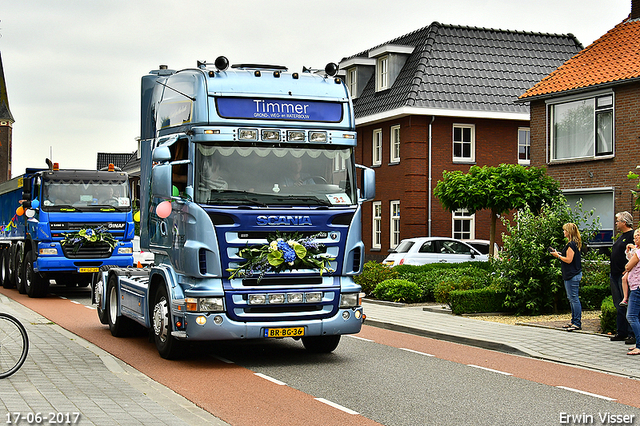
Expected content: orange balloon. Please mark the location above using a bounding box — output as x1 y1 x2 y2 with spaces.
16 206 24 216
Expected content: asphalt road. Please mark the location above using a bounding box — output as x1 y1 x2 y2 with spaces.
8 284 640 426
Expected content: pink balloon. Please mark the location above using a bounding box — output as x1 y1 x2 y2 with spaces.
156 200 172 218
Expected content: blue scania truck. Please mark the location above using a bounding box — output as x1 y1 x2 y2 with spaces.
0 164 135 297
93 57 375 359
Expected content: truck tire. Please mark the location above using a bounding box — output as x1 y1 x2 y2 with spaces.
1 247 12 289
95 273 109 325
301 335 341 353
8 244 20 288
152 285 184 360
107 275 134 337
24 251 49 298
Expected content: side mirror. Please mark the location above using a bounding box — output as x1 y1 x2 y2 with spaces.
151 164 172 199
21 179 32 202
357 165 376 202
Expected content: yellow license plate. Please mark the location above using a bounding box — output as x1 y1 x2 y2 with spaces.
78 267 99 273
265 327 305 338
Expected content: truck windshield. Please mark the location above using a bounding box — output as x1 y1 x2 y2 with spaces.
194 143 356 207
41 179 131 212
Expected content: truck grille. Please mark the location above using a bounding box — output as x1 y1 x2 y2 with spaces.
62 242 113 259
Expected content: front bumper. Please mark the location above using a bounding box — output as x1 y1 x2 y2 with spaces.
172 306 365 341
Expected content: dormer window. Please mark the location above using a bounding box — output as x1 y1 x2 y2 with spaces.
347 68 357 98
376 56 389 91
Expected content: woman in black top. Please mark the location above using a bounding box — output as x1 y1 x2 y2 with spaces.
551 223 582 331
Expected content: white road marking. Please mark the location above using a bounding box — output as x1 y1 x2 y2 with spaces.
254 373 286 386
557 386 616 401
346 335 373 342
315 398 359 415
467 364 512 375
400 348 435 357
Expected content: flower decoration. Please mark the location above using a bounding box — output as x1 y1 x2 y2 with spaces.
61 225 117 253
227 232 335 280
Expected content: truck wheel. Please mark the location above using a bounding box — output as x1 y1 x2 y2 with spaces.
107 275 132 337
24 251 49 298
95 274 109 325
1 247 12 289
301 335 341 353
152 285 184 360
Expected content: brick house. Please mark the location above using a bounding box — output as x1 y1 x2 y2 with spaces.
519 2 640 247
339 22 582 262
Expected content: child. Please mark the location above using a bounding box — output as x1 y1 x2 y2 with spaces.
622 230 640 307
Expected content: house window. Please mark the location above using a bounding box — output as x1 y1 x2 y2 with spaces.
373 129 382 166
347 68 357 98
550 93 613 161
518 128 530 165
453 209 474 240
564 189 614 246
453 124 475 162
390 125 400 163
390 201 400 248
372 202 382 249
376 56 389 91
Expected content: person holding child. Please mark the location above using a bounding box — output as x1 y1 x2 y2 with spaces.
610 212 635 344
550 223 582 331
623 228 640 355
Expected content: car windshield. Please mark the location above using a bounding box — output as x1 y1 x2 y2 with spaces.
41 178 131 212
193 143 356 207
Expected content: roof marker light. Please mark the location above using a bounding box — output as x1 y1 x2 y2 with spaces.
108 163 115 172
53 163 59 171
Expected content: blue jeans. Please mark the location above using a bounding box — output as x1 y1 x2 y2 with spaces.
626 289 640 349
564 272 582 328
611 273 633 337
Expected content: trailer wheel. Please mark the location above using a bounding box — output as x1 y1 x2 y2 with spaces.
24 251 49 298
107 275 132 337
152 285 184 360
1 247 12 289
301 335 341 353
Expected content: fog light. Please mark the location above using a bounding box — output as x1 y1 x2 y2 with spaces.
39 248 57 255
239 128 258 140
213 315 223 325
249 294 267 305
342 311 350 320
305 292 322 303
269 293 285 304
355 310 362 320
287 293 304 303
195 316 207 325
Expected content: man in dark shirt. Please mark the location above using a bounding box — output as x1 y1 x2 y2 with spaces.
610 211 635 343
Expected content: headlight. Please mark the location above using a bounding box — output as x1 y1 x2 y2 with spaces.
39 248 57 255
186 297 224 312
249 294 267 305
118 247 133 255
340 293 362 308
309 131 327 142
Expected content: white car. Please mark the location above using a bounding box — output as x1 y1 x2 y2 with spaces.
132 236 154 266
382 237 488 266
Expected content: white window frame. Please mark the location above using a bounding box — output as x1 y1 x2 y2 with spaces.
453 124 475 162
373 129 382 166
376 56 389 91
390 200 400 248
452 209 475 240
518 127 530 165
548 91 614 162
372 201 382 249
347 68 357 98
390 125 400 163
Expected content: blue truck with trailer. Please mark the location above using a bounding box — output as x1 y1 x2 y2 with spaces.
0 164 135 297
93 57 375 359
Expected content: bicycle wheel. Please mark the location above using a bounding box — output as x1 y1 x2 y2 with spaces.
0 313 29 378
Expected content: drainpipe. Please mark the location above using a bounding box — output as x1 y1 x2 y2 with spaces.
428 115 435 237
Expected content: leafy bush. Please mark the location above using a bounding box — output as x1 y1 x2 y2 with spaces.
449 288 508 315
433 267 491 304
355 261 397 296
600 296 616 335
581 255 610 287
580 284 610 311
372 279 422 303
492 198 600 315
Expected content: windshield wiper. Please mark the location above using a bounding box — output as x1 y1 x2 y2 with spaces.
206 196 268 207
275 196 332 206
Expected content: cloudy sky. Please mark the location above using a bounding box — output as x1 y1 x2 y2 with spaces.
0 0 632 177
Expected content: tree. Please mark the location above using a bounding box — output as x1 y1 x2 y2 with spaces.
433 164 561 256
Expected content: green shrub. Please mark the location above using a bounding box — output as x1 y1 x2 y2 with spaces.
355 261 397 296
433 267 491 304
580 284 610 311
600 296 616 335
372 279 422 303
449 288 508 315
